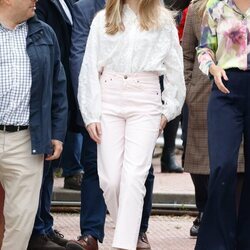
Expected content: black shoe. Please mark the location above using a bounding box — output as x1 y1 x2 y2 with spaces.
190 212 203 237
64 173 82 191
161 152 183 173
48 230 68 247
27 234 66 250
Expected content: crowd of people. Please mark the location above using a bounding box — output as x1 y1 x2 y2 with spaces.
0 0 250 249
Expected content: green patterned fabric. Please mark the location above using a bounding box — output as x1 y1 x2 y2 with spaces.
197 0 250 75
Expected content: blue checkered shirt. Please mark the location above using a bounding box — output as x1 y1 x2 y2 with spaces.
0 22 31 126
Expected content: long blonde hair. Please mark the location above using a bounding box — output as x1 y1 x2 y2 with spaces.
192 0 208 17
105 0 163 35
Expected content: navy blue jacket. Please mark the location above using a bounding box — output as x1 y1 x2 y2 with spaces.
69 0 105 126
27 16 68 154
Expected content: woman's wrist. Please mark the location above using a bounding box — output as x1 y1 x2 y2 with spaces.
209 63 217 76
161 114 168 123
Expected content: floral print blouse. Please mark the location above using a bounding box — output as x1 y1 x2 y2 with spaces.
197 0 250 75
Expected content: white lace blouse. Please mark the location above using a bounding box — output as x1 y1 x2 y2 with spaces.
78 5 186 126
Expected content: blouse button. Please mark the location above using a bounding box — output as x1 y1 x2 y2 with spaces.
124 75 128 79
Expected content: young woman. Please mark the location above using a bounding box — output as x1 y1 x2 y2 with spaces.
182 0 245 237
195 0 250 249
78 0 185 249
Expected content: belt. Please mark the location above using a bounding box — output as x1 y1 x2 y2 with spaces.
0 125 29 132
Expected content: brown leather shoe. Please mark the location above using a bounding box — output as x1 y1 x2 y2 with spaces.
136 233 151 250
66 235 98 250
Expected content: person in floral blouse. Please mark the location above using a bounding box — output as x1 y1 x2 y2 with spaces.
195 0 250 249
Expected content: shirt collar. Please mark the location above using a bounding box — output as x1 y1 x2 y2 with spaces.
225 0 250 15
0 21 26 32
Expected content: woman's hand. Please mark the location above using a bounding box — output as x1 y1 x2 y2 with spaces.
159 115 168 137
209 64 229 94
86 122 102 144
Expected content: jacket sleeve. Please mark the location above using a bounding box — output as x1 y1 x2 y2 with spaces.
51 31 68 142
182 5 197 88
162 23 186 122
77 14 101 126
69 2 91 126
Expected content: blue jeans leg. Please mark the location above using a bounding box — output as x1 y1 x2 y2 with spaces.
32 160 54 236
61 131 84 177
80 127 106 242
32 132 84 236
139 165 154 234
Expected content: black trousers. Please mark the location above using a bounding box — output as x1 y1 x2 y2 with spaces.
191 174 209 213
195 69 250 250
191 173 244 214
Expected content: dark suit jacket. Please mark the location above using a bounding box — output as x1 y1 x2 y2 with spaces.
36 0 78 130
69 0 105 126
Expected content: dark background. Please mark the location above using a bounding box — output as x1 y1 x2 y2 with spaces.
163 0 191 10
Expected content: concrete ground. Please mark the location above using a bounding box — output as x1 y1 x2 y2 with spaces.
54 213 197 250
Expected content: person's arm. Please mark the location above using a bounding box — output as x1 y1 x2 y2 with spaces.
162 22 186 122
196 6 218 76
35 0 48 22
46 30 68 160
69 2 91 109
77 14 102 143
182 6 197 89
197 3 229 94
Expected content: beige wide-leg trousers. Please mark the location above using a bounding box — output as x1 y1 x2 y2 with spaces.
0 129 44 250
98 71 161 250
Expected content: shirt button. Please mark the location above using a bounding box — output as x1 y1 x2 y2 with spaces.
124 75 128 79
32 149 36 153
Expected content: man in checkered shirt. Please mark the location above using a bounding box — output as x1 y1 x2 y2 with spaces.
0 0 68 249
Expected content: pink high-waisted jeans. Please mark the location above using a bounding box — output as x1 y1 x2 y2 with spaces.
98 70 162 250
